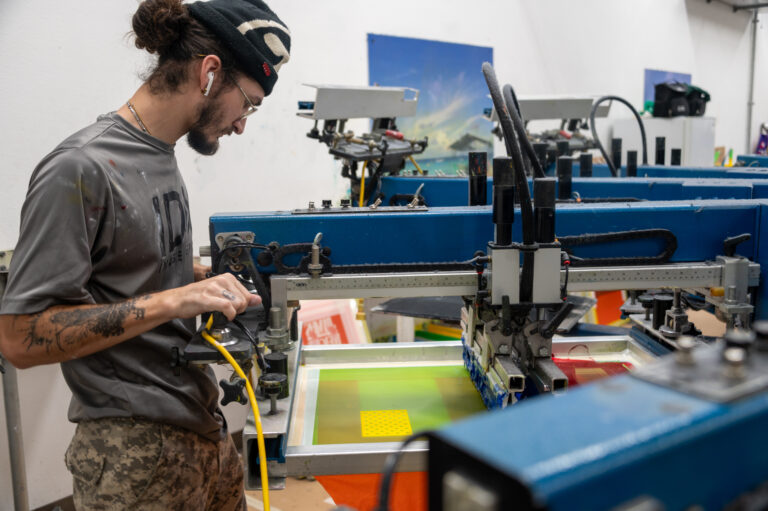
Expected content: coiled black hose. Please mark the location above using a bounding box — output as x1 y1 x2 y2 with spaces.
503 83 546 178
482 62 535 302
589 95 648 177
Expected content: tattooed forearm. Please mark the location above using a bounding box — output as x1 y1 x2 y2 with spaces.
23 296 151 354
22 313 54 354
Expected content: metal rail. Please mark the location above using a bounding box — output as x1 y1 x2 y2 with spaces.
270 261 760 307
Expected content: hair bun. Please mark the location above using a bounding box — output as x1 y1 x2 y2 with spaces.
132 0 191 56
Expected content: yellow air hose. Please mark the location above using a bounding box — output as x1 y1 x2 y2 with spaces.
202 315 270 511
359 160 369 207
408 155 425 175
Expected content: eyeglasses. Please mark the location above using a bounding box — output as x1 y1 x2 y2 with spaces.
234 80 259 121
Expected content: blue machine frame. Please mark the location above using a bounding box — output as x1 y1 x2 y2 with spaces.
376 165 768 208
211 198 768 318
427 370 768 510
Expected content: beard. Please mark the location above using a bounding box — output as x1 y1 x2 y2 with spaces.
187 99 225 155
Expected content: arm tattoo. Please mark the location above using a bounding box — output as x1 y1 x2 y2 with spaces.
23 296 151 354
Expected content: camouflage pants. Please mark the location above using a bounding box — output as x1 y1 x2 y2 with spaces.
65 417 244 511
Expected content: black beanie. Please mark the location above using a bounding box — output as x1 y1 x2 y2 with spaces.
188 0 290 96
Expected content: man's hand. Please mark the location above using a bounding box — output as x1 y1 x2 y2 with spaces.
166 273 261 321
194 262 212 282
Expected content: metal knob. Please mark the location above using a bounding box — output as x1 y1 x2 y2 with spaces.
638 293 654 321
676 336 696 366
259 373 288 415
722 347 747 381
322 199 332 208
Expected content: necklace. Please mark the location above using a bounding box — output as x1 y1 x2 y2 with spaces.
126 100 152 136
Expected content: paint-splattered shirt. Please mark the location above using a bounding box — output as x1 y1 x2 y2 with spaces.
1 112 225 441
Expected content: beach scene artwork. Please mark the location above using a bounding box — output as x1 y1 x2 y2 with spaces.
368 34 494 175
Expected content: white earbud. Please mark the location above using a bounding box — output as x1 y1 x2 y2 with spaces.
203 71 214 96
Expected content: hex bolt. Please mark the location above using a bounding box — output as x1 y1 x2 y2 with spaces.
722 347 747 380
538 347 549 357
308 201 315 210
676 336 696 366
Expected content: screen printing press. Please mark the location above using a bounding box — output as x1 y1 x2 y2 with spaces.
182 64 768 510
177 160 768 510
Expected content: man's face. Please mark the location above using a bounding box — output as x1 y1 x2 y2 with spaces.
187 75 265 155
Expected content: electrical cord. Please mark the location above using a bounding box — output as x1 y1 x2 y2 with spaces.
589 96 648 177
503 84 546 178
201 315 270 511
375 433 427 511
231 317 268 372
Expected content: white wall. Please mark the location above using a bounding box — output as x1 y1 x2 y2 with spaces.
1 0 767 508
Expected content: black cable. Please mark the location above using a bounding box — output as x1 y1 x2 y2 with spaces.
503 84 546 178
482 62 536 303
589 96 648 177
231 318 268 372
215 244 272 313
558 228 677 267
212 242 269 275
481 63 533 243
375 433 427 511
561 258 570 301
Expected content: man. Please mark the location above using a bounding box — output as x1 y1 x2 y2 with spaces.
0 0 290 509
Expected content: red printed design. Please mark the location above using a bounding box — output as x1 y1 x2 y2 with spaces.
262 62 271 76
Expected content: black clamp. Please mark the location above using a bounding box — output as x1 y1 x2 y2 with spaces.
723 233 751 258
541 301 575 338
267 242 332 275
220 377 248 406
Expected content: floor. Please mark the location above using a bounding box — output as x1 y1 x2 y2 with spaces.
245 478 336 511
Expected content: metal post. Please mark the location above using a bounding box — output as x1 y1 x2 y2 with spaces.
1 260 29 511
3 360 29 511
747 9 759 154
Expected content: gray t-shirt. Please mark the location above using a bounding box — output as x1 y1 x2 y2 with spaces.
1 112 225 441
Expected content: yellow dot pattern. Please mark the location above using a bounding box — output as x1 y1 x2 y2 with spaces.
360 409 413 437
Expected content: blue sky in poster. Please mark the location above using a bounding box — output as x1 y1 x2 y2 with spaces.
368 34 493 168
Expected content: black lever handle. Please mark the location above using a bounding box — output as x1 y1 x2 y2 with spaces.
542 301 575 338
723 233 751 257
